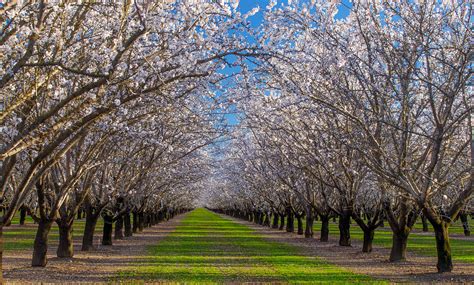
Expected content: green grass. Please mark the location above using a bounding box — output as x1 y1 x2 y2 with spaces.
307 217 474 263
121 208 380 284
3 215 103 251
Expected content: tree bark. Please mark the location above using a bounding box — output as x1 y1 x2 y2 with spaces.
0 226 3 284
102 215 113 246
305 214 314 238
286 210 294 233
263 213 270 227
57 222 73 258
459 213 470 236
362 228 374 253
32 219 53 267
132 212 138 233
81 211 99 251
279 214 285 230
421 215 429 232
138 212 144 232
389 232 408 262
124 213 133 237
296 215 304 235
338 212 351 246
19 207 27 225
272 213 279 229
433 222 453 273
320 215 329 242
114 215 124 240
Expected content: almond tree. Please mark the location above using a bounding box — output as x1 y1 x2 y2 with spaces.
261 0 472 272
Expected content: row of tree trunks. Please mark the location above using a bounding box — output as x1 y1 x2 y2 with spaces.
7 201 185 273
220 209 333 243
218 206 471 274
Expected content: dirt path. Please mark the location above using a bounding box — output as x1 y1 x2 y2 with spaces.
409 229 473 241
4 214 186 284
224 215 474 284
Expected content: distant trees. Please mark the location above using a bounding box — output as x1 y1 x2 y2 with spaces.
1 0 472 280
211 0 472 274
0 0 256 281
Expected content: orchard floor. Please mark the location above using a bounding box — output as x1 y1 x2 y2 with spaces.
3 209 474 284
227 216 474 284
3 215 185 283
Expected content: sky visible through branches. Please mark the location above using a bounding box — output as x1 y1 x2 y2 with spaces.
220 0 353 126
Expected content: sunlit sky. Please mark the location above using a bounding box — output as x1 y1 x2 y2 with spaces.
220 0 353 126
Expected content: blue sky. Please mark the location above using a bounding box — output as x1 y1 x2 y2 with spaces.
219 0 353 127
237 0 353 25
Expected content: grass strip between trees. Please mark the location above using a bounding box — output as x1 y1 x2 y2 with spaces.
120 208 381 284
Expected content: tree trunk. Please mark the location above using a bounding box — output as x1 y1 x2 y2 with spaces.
0 225 5 284
362 228 374 253
19 207 27 225
114 215 124 240
32 219 53 267
433 222 453 273
389 232 408 262
138 212 144 232
272 213 279 229
459 213 470 236
320 215 329 242
263 213 270 227
259 212 264 225
0 226 3 284
81 212 99 251
286 211 294 233
296 215 304 235
124 213 133 237
57 222 73 258
279 214 285 230
146 214 152 227
421 215 429 232
102 215 113 246
305 215 313 238
132 212 138 233
338 213 351 246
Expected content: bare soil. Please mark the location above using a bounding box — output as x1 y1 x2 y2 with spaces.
4 214 185 284
226 216 474 284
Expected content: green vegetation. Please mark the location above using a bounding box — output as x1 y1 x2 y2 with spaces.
3 215 103 251
309 217 474 263
122 208 378 284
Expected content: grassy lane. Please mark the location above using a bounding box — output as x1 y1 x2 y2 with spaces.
122 208 379 284
309 219 474 263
